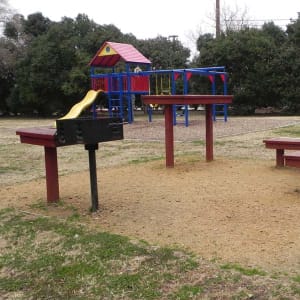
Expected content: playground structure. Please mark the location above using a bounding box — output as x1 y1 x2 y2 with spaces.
89 41 229 125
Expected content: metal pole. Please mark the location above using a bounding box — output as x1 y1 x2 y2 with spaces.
85 144 99 212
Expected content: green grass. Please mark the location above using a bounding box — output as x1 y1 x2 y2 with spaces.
0 209 198 299
171 284 203 299
191 140 205 146
28 199 80 217
129 156 165 166
28 200 49 211
0 208 299 299
0 166 22 174
273 124 300 136
293 275 300 283
129 155 163 164
220 263 267 276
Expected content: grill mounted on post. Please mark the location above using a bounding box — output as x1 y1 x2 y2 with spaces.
55 117 123 212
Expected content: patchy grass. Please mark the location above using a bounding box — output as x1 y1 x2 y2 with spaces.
28 199 81 222
0 136 166 186
272 124 300 137
191 140 205 146
0 209 299 299
2 117 300 298
171 284 204 299
220 263 267 276
293 275 300 283
129 155 164 165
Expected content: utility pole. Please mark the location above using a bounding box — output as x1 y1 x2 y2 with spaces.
216 0 221 38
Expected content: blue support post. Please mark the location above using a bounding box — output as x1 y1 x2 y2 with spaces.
184 105 189 127
172 105 177 125
212 73 228 122
211 75 217 121
171 71 177 126
125 64 133 124
126 70 133 124
223 74 228 122
118 75 124 121
108 74 113 118
183 70 189 127
147 105 152 122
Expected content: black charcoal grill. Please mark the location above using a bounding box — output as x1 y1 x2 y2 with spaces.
56 117 123 211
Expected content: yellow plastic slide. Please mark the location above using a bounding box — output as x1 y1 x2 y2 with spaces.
58 89 102 120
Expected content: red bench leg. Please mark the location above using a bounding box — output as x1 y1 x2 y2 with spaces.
165 104 174 167
276 149 284 167
44 147 59 202
205 104 213 161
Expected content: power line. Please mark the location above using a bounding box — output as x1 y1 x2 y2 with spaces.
223 17 297 30
226 18 293 22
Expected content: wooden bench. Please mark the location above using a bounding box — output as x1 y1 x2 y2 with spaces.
284 151 300 168
263 137 300 167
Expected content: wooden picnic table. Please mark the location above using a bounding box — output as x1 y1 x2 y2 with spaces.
142 95 233 167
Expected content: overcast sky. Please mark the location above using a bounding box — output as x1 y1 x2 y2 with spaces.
8 0 300 53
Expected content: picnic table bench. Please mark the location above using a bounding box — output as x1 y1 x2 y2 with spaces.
263 137 300 167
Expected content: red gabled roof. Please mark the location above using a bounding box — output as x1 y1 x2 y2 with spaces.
89 41 151 67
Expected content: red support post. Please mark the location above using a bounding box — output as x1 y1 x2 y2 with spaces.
276 149 285 167
164 104 174 167
205 104 213 161
44 147 59 202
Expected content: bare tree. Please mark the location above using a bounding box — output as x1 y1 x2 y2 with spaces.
222 1 250 32
204 1 250 36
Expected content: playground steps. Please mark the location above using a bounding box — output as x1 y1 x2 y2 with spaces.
213 104 227 122
284 151 300 168
109 96 122 118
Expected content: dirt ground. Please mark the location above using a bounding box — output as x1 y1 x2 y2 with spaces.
1 115 300 274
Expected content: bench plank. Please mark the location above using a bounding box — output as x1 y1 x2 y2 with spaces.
284 151 300 168
263 137 300 149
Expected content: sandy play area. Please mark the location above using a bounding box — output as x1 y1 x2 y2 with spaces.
1 115 300 274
